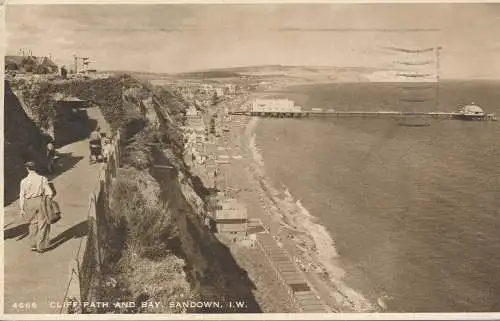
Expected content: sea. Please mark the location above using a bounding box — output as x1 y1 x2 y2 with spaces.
251 81 500 312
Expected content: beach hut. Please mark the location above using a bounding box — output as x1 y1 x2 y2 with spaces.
213 198 248 237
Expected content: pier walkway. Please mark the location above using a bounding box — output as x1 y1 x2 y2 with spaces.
229 110 497 121
3 107 110 314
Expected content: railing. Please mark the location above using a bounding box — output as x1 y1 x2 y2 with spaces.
60 131 121 313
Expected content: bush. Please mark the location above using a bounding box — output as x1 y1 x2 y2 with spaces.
101 166 192 314
123 252 193 313
109 171 179 261
122 122 162 170
96 251 193 313
12 75 137 131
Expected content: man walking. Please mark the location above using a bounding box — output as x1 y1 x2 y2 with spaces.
19 161 54 253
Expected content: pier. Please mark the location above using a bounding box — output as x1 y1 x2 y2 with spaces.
228 110 497 121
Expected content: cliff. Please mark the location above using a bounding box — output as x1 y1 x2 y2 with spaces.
99 76 261 313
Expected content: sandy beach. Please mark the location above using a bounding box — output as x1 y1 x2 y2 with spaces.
212 92 378 313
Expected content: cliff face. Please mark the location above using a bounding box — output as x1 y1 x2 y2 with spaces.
106 75 263 312
150 148 261 312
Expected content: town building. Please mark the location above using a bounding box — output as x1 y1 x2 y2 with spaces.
5 55 58 74
5 56 25 71
215 87 224 98
185 105 205 134
37 57 59 73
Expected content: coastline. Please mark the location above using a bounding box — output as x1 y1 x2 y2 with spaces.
216 94 377 313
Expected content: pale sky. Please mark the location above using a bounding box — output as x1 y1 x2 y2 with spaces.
5 3 500 78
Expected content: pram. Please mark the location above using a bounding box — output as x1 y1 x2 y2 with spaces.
89 143 103 164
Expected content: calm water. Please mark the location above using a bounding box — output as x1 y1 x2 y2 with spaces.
255 81 500 312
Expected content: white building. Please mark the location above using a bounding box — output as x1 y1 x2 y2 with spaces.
185 105 205 134
186 105 198 117
224 84 236 95
251 99 301 113
215 87 224 97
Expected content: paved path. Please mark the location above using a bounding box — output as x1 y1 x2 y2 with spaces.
3 107 110 314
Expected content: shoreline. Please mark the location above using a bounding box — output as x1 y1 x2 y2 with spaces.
215 93 377 312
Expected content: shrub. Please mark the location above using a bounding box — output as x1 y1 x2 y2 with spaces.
121 122 162 170
12 75 139 131
123 252 193 313
128 205 179 260
109 171 179 261
96 251 193 314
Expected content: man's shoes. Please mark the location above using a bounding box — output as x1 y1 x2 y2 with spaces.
36 249 46 254
30 247 37 251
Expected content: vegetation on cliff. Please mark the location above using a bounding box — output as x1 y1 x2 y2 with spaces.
8 74 138 130
95 167 193 313
94 74 265 313
89 76 197 312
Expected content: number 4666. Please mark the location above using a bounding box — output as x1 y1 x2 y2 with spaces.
12 302 38 309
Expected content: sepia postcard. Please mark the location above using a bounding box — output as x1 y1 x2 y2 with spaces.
2 1 500 319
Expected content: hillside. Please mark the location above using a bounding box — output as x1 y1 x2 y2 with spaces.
126 65 401 85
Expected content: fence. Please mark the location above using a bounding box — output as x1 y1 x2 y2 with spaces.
60 131 121 313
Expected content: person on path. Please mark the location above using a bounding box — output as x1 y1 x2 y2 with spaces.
89 126 102 164
19 161 54 253
102 137 113 162
46 141 56 174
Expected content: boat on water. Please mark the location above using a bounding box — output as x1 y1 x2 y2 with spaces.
452 102 488 120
